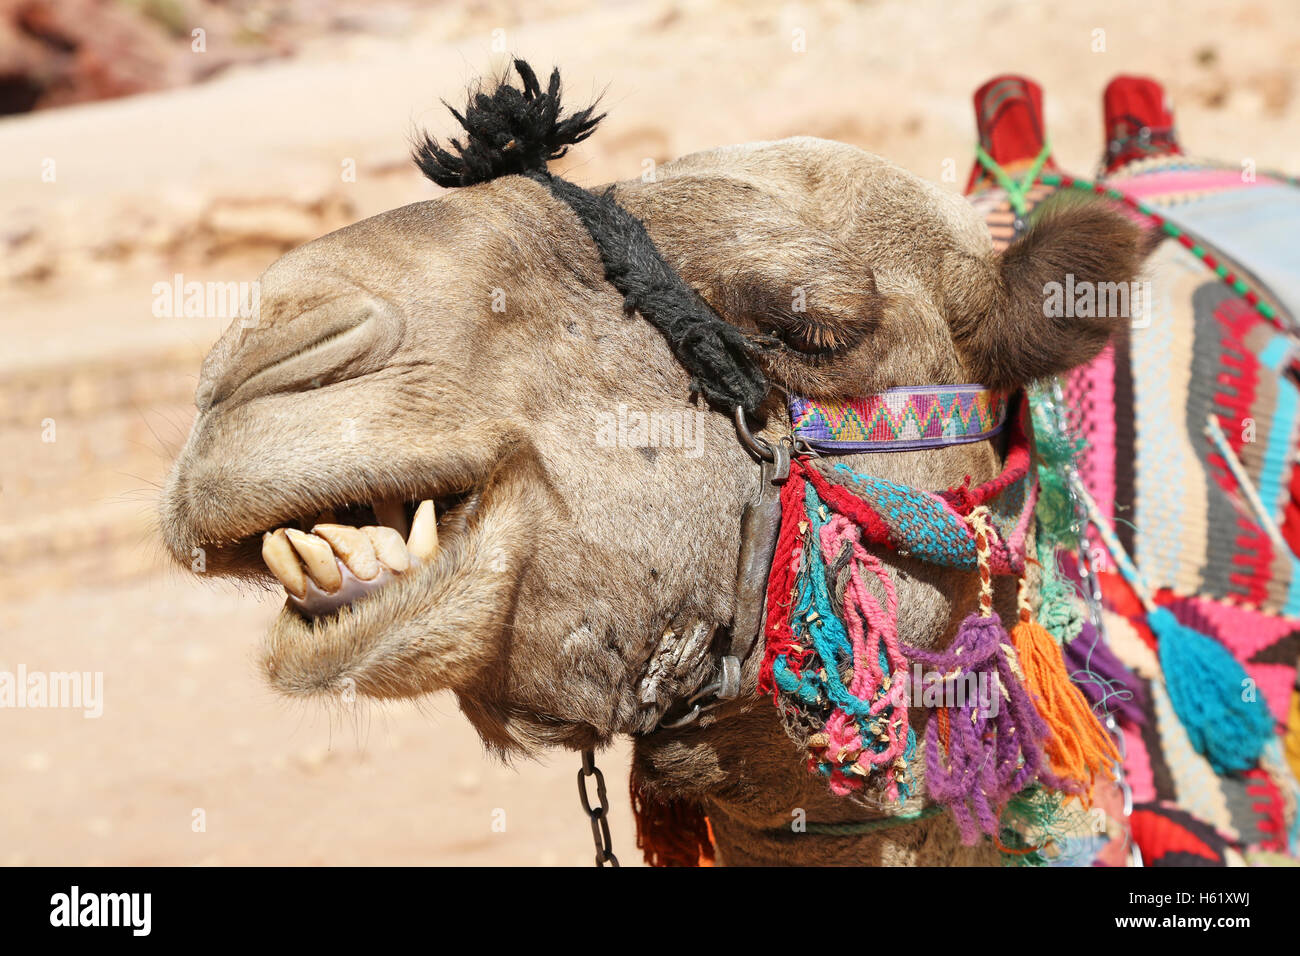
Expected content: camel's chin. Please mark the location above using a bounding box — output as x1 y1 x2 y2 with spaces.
257 476 531 703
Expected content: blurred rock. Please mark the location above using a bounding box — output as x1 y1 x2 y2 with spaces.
0 0 289 116
0 0 183 113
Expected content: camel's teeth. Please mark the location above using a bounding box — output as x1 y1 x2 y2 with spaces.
364 525 410 572
284 528 343 592
262 529 307 598
373 498 409 538
407 499 438 562
313 523 381 581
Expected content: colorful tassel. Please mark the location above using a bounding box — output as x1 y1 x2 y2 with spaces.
1010 575 1119 790
905 510 1060 843
1151 606 1274 774
908 611 1057 843
767 480 917 799
1033 544 1085 643
1072 475 1274 774
755 409 1094 842
995 785 1070 866
630 769 715 867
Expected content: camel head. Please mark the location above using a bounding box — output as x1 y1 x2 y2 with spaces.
159 62 1146 756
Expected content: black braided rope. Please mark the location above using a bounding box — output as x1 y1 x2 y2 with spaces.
412 58 769 413
533 173 768 411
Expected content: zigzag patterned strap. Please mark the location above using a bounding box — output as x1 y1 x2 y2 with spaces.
789 385 1009 453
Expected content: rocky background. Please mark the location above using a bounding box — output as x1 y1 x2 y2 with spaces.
1 0 1297 865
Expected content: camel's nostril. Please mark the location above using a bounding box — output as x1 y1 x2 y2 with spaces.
199 291 405 411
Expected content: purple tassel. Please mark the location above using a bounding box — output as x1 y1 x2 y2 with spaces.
1063 621 1146 726
904 612 1062 844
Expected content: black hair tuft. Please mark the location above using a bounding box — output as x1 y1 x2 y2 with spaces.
413 59 605 187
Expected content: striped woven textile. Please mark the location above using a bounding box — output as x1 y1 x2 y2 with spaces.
788 385 1008 452
970 153 1300 865
1067 158 1300 617
1076 156 1300 862
1105 158 1300 322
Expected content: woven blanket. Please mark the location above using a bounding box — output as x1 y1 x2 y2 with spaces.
1063 159 1300 615
1104 159 1300 318
970 154 1300 865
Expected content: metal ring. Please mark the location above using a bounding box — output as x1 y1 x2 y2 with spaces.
657 704 702 730
733 405 776 462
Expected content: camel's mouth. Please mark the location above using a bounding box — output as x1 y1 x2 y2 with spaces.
164 419 543 701
253 490 481 619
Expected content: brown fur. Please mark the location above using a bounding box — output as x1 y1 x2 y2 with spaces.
948 194 1147 392
159 137 1147 865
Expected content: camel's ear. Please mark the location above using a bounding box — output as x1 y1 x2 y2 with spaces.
952 197 1153 392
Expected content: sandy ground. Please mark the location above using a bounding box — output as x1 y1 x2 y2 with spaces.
2 0 1298 866
2 574 637 866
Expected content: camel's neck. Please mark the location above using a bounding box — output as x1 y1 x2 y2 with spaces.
706 800 1002 866
629 438 1015 866
633 703 1003 866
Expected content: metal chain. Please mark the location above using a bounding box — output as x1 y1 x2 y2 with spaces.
577 749 619 867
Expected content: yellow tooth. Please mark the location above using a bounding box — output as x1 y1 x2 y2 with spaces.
372 498 409 538
407 499 438 562
284 528 343 592
313 523 380 580
364 525 409 572
262 529 307 598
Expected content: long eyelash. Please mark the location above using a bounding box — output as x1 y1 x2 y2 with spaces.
749 314 858 358
803 326 845 350
780 316 848 354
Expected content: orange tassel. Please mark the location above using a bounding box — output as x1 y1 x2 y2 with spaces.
630 768 716 867
1010 612 1119 791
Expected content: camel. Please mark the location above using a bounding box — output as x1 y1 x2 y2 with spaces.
158 62 1146 866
